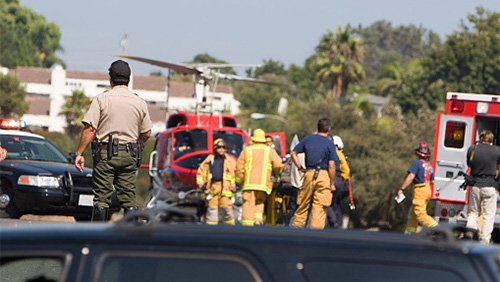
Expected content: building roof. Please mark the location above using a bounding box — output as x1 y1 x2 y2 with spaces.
7 67 233 97
8 67 51 84
67 70 108 81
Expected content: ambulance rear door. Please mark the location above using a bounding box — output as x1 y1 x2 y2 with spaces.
433 113 474 202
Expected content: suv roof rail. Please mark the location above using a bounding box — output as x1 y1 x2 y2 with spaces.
111 208 199 231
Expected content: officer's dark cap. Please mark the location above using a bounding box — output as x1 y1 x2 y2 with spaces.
108 60 131 78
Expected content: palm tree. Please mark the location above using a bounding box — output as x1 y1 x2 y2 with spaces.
375 57 424 113
59 89 91 139
315 25 365 106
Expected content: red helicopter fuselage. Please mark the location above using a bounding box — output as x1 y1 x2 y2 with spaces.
150 112 249 193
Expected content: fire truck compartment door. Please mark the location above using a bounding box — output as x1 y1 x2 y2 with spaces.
433 114 474 202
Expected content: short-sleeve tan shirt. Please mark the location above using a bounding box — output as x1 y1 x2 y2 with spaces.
82 85 153 143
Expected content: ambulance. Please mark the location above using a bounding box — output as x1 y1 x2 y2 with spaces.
432 92 499 242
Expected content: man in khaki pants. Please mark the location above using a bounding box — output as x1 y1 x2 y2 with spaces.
465 130 500 244
290 118 338 229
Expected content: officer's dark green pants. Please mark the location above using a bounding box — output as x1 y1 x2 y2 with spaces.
92 150 137 209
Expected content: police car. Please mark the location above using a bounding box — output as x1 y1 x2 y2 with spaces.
0 119 118 220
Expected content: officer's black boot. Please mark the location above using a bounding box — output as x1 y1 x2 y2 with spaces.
91 206 108 222
123 206 138 215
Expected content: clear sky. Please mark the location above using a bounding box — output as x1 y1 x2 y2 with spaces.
19 0 500 76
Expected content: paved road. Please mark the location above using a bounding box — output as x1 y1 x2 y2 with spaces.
0 213 125 226
0 215 77 227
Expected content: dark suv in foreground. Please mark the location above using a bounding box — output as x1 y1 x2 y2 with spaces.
1 211 499 282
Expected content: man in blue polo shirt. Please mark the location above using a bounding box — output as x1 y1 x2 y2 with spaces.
290 118 339 229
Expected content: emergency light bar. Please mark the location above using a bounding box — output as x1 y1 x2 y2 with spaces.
0 119 26 129
451 100 464 113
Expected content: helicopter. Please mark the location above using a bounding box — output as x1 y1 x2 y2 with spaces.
115 54 286 220
116 54 278 114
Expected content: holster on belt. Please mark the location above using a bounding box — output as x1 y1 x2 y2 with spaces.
112 137 119 156
107 134 113 159
313 165 321 180
91 136 101 163
130 139 145 167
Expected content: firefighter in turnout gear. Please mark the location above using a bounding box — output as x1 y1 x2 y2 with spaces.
236 129 282 226
398 141 438 233
326 135 351 228
290 118 338 229
196 139 236 225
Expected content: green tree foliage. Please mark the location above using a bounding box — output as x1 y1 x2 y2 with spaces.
287 57 327 102
0 0 63 68
313 25 365 106
375 58 437 113
247 59 287 77
59 89 92 140
234 59 292 133
0 73 30 118
352 20 441 82
423 7 500 95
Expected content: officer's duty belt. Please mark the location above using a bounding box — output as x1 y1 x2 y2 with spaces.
100 143 129 150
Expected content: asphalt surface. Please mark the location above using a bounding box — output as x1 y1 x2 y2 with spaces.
0 213 127 226
0 215 76 227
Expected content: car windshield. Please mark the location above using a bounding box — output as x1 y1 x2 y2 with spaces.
213 130 246 158
0 134 69 163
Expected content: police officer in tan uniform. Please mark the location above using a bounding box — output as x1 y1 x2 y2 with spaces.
74 60 153 221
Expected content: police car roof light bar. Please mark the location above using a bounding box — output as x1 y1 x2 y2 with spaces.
0 119 26 130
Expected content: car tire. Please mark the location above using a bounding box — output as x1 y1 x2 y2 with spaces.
0 179 22 219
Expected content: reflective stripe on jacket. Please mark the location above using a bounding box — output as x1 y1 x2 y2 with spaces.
235 144 282 194
196 153 236 197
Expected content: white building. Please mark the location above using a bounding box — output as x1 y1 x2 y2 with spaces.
2 65 240 135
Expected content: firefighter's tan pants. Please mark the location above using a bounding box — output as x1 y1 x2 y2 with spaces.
405 183 438 233
242 190 267 226
206 182 234 225
292 170 332 229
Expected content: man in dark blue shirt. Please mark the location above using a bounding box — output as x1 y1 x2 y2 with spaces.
290 118 339 229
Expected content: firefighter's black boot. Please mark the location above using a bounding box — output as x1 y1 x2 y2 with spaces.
123 206 138 215
91 206 108 222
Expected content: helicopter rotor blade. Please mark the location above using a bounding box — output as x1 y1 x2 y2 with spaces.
185 63 261 69
214 73 282 85
115 54 201 75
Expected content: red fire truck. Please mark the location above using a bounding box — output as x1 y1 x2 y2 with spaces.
432 92 499 241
